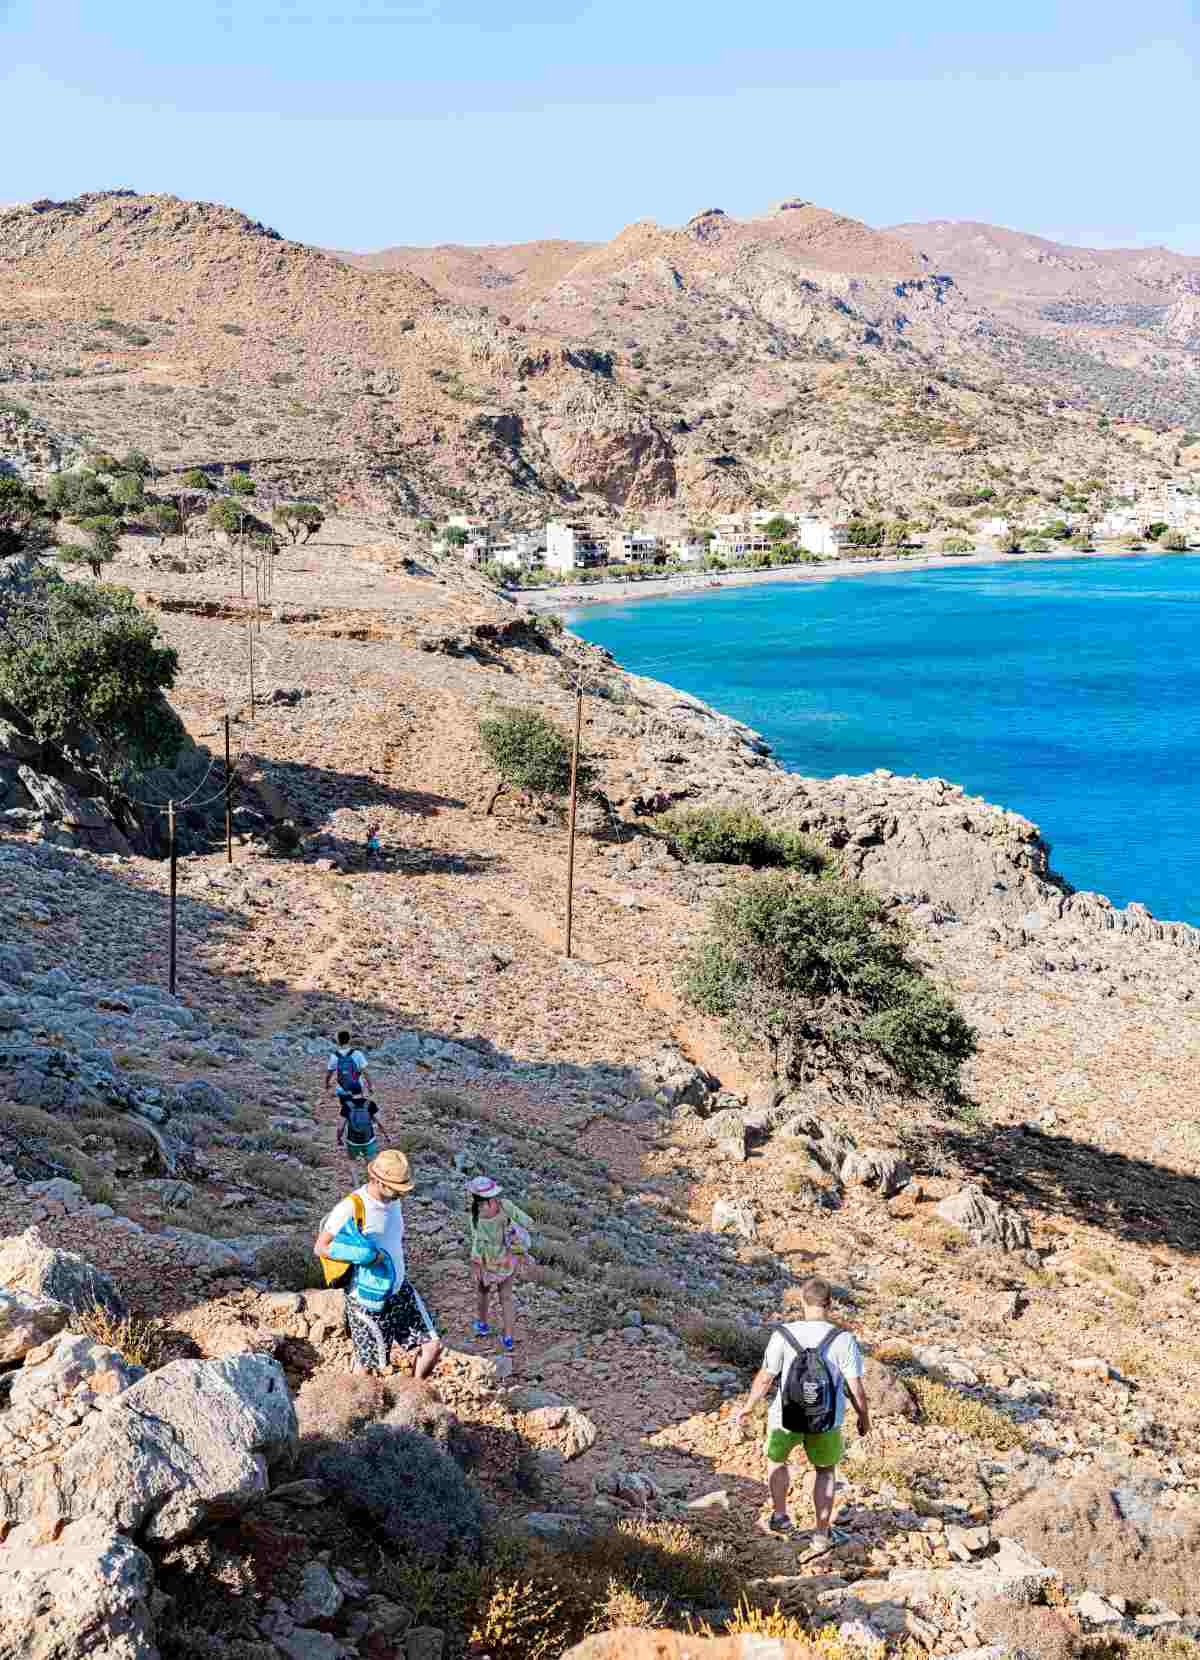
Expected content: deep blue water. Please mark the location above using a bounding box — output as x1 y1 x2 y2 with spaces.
566 554 1200 926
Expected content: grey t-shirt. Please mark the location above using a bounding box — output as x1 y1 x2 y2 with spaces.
763 1319 864 1431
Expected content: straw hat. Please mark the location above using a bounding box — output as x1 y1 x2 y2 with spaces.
367 1149 414 1194
467 1175 501 1199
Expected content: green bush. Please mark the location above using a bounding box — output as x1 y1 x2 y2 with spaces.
272 501 324 544
0 478 55 558
0 572 181 783
677 873 976 1100
479 708 594 811
940 536 973 554
242 1152 311 1200
1162 531 1189 552
653 804 826 874
253 1234 326 1291
304 1424 483 1562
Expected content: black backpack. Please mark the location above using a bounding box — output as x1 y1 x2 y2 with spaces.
773 1323 844 1434
344 1098 375 1143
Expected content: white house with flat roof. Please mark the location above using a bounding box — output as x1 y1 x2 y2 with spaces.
544 520 607 572
608 528 662 564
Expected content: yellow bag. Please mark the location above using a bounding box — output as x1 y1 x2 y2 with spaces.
319 1190 366 1286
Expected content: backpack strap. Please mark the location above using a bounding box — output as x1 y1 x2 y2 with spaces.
351 1190 365 1229
816 1325 845 1358
771 1324 807 1361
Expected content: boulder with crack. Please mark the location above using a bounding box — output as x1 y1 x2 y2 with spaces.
935 1186 1031 1251
0 1518 157 1660
0 1353 298 1541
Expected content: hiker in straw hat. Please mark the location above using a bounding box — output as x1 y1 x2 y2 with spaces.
314 1149 442 1378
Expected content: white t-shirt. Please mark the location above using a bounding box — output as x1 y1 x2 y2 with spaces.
327 1049 369 1088
323 1186 406 1283
763 1319 864 1431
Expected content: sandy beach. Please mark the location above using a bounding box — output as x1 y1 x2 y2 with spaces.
517 541 1161 611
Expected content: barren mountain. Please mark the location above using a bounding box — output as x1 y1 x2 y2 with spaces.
1 190 1196 536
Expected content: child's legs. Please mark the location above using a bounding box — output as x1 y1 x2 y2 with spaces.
475 1276 490 1324
497 1275 515 1336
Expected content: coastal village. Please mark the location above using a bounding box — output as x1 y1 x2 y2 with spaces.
432 475 1199 581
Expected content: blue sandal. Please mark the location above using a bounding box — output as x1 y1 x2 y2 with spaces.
502 1335 514 1351
474 1320 490 1337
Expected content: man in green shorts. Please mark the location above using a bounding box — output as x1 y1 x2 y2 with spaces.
733 1276 870 1545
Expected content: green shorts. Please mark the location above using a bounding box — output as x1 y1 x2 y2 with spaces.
346 1137 379 1163
765 1426 844 1468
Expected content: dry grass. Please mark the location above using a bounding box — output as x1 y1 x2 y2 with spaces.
242 1152 312 1201
845 1452 917 1501
976 1597 1081 1660
521 1194 576 1230
999 1473 1200 1613
75 1304 166 1370
537 1237 591 1276
263 1130 324 1168
584 1577 668 1634
606 1264 677 1299
0 1098 83 1146
679 1314 765 1371
578 1517 741 1605
393 1127 457 1161
873 1339 916 1365
420 1087 490 1121
59 1149 117 1206
908 1377 1026 1450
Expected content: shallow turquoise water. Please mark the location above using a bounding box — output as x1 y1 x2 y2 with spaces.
566 554 1200 926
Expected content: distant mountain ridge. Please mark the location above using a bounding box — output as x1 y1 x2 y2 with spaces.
0 190 1195 531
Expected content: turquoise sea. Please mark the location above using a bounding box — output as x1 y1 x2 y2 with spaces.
566 554 1200 927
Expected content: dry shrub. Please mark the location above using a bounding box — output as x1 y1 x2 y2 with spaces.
873 1340 915 1365
998 1473 1200 1613
420 1087 487 1120
394 1127 456 1160
846 1453 917 1501
74 1304 166 1370
976 1597 1081 1660
606 1265 677 1299
523 1262 567 1290
254 1234 325 1291
263 1130 323 1168
296 1374 453 1446
0 1098 83 1146
908 1376 1026 1450
522 1195 575 1229
538 1236 591 1276
585 1576 668 1633
303 1423 482 1561
59 1148 116 1206
680 1314 765 1371
242 1152 311 1200
578 1517 741 1605
469 1574 575 1660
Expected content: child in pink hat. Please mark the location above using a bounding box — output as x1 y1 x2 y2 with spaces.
466 1175 533 1352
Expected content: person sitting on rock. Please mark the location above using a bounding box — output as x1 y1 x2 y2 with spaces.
314 1149 441 1379
733 1275 870 1547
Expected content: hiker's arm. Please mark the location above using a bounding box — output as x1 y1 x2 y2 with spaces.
313 1229 334 1259
360 1068 373 1094
733 1366 777 1422
846 1375 871 1436
323 1067 333 1094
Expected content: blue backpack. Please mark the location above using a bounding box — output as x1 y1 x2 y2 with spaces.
335 1050 363 1094
318 1195 396 1311
345 1098 375 1143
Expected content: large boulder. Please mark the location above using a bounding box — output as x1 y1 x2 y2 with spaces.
16 769 133 857
1 1354 298 1543
861 1355 918 1420
0 1229 125 1317
842 1148 912 1198
935 1187 1031 1251
711 1196 757 1240
0 1287 69 1362
0 1518 157 1660
9 1331 144 1411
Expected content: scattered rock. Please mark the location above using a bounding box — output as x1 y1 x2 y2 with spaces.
0 1518 157 1660
0 1287 69 1363
0 1228 125 1316
711 1196 757 1240
842 1148 912 1197
935 1186 1031 1251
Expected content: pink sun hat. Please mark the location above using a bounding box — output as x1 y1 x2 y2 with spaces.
467 1175 502 1198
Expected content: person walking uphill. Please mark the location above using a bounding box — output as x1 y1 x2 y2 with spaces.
314 1150 441 1379
466 1175 533 1352
733 1276 870 1546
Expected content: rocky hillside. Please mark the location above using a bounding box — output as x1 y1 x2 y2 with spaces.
2 525 1200 1658
2 190 1195 535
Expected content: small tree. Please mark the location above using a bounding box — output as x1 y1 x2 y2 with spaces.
227 472 256 497
1162 530 1188 551
207 497 246 537
146 503 180 543
110 474 145 511
678 873 976 1100
0 571 181 784
45 469 114 522
1145 522 1169 541
181 468 213 494
940 536 973 554
845 521 885 547
273 501 325 544
0 477 53 558
478 708 594 816
120 451 153 479
762 515 793 543
61 516 122 578
443 526 469 548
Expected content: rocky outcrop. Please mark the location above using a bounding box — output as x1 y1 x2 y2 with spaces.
935 1187 1032 1252
0 1519 157 1660
1 1354 298 1541
0 1288 69 1362
0 1229 125 1317
842 1148 912 1197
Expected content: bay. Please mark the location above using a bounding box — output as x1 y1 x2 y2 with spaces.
566 553 1200 926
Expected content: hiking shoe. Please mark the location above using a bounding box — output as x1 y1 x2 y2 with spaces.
502 1335 514 1351
473 1321 490 1337
762 1513 798 1538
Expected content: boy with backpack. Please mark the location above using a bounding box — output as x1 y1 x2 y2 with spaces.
324 1032 379 1164
732 1276 870 1546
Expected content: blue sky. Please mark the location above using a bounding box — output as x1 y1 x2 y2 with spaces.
2 0 1196 252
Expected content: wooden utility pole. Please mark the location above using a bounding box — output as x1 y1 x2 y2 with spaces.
224 714 233 864
247 617 255 721
564 683 583 959
167 799 178 996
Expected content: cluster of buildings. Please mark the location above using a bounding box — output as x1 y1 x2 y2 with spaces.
1094 480 1199 540
431 511 855 576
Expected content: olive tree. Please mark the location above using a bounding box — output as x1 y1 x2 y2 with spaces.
478 708 594 816
677 873 976 1101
